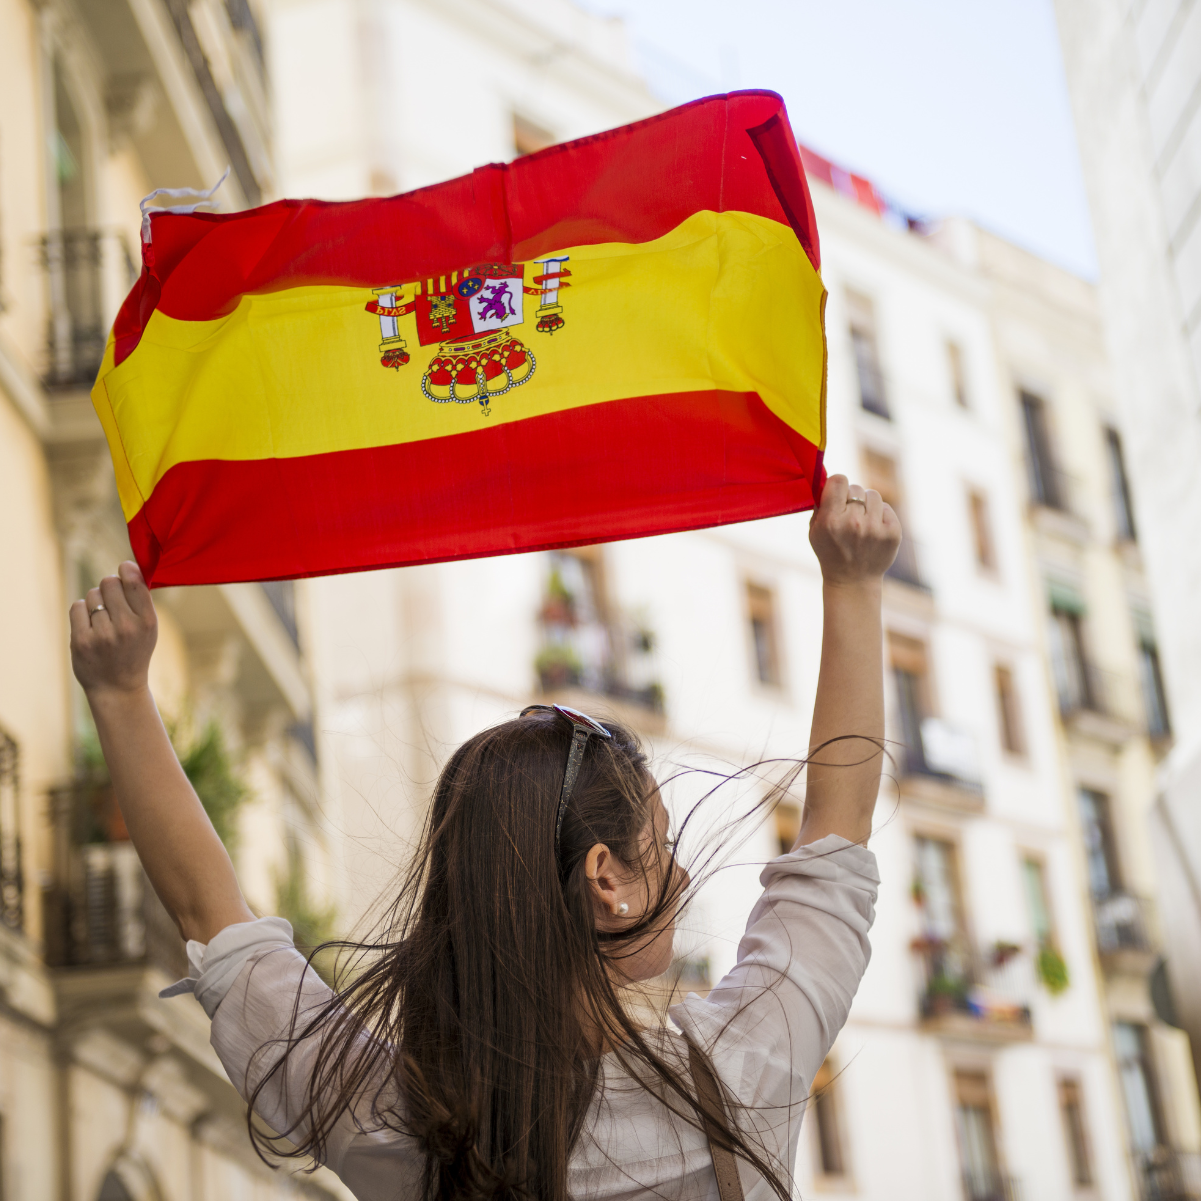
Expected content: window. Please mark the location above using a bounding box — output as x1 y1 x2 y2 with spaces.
1020 391 1064 509
1105 427 1137 542
1137 640 1171 738
1113 1022 1165 1156
746 583 782 687
890 635 931 774
513 113 555 157
915 837 967 946
1021 857 1054 947
967 489 996 571
947 340 969 407
537 550 662 710
847 290 889 417
810 1060 848 1178
865 450 922 586
0 730 20 933
994 665 1025 755
954 1071 1004 1201
1077 788 1120 899
44 60 105 387
260 579 299 647
539 549 607 691
774 801 800 856
1058 1077 1093 1187
1048 602 1092 716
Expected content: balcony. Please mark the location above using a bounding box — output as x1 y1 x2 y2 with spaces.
1092 890 1159 976
38 229 136 390
899 718 985 811
963 1170 1023 1201
886 536 931 593
913 938 1033 1042
1056 663 1137 746
536 556 665 731
43 784 186 979
1139 1149 1201 1201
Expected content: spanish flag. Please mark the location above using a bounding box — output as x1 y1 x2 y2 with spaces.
94 90 827 587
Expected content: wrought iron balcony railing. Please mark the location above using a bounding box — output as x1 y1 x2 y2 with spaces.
886 536 929 591
37 228 136 389
1138 1148 1201 1201
1055 662 1126 724
912 938 1033 1035
963 1168 1023 1201
1092 890 1156 956
44 785 185 977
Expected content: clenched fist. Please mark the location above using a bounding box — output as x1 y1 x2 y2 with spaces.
809 474 902 585
69 561 158 697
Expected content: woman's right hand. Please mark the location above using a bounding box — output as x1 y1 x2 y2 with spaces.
69 560 158 698
808 474 901 586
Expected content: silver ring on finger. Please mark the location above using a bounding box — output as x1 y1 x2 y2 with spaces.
89 604 107 617
846 497 867 506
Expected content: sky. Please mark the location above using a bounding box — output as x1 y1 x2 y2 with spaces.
575 0 1098 279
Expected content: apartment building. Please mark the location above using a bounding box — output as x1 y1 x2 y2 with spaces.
0 0 347 1194
1052 0 1201 1103
275 7 1193 1188
972 220 1201 1201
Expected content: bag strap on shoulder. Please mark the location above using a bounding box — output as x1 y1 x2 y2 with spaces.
687 1041 747 1201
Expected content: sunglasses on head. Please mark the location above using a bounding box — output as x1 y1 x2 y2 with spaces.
520 703 614 860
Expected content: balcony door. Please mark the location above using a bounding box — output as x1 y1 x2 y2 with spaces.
955 1070 1006 1201
1113 1023 1165 1159
915 836 969 997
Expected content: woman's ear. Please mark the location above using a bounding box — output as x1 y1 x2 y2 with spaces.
585 842 630 917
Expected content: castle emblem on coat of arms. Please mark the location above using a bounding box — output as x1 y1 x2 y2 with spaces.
365 257 570 416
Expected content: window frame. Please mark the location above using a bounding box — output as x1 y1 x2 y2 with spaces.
846 289 889 419
1019 390 1065 510
947 339 970 408
810 1058 852 1182
1104 426 1137 542
966 487 997 572
512 112 556 157
745 580 784 690
993 662 1025 756
1057 1075 1094 1188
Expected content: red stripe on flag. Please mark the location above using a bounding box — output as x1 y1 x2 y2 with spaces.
129 391 825 587
116 91 819 363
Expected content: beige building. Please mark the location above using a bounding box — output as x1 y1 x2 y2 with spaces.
0 0 348 1194
1052 0 1201 1115
965 221 1201 1198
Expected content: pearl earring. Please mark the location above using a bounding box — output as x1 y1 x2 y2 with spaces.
614 902 629 916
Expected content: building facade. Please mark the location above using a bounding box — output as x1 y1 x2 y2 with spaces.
1052 0 1201 1103
0 0 348 1194
270 5 1197 1190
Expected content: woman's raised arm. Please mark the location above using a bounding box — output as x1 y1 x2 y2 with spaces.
69 561 255 942
798 474 901 847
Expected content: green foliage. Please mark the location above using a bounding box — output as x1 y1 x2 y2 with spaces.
1036 943 1071 995
927 972 968 1002
75 718 248 850
274 847 339 984
177 722 248 850
535 641 583 686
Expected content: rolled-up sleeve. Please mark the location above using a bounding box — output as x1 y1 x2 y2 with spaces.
669 834 878 1181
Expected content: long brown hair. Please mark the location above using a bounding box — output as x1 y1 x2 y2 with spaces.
249 709 802 1201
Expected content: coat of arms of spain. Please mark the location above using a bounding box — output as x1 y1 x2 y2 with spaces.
365 257 570 416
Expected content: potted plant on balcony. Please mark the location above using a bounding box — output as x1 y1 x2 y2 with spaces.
535 642 583 691
1035 943 1070 995
538 568 576 627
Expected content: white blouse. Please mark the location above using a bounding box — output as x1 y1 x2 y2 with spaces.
164 835 879 1201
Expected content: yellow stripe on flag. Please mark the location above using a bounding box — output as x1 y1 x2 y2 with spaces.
98 209 826 522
